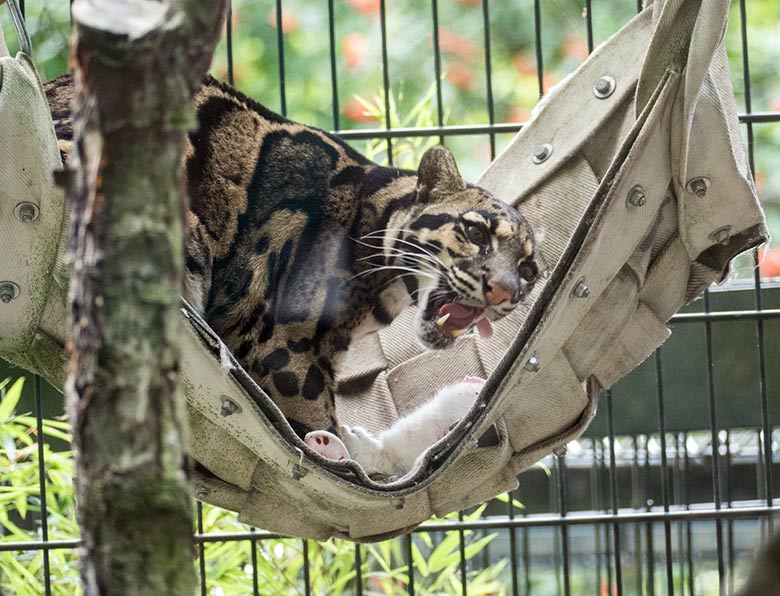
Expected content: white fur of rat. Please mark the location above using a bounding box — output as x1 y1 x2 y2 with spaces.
305 376 485 476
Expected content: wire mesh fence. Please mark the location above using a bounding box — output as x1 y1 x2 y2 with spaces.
0 0 778 595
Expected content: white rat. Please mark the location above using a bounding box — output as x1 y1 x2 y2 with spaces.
304 376 486 476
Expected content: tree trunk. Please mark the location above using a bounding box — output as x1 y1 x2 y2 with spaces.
66 1 227 593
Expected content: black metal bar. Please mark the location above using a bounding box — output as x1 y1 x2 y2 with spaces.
274 0 286 115
5 504 778 554
584 0 594 54
683 432 695 596
601 439 614 596
557 453 572 596
327 0 339 130
725 432 736 596
430 0 444 145
654 351 675 596
378 0 393 165
591 438 603 596
458 511 468 596
481 0 496 158
327 112 779 141
355 543 363 596
404 533 415 596
520 482 532 596
302 539 311 596
34 375 51 596
673 434 685 593
631 435 643 596
739 0 775 535
226 1 234 86
533 0 544 97
703 292 726 593
197 502 207 596
606 391 624 596
250 531 259 596
644 435 656 596
507 489 519 596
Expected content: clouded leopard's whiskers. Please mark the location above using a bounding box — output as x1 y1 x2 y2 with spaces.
360 232 445 267
348 265 437 282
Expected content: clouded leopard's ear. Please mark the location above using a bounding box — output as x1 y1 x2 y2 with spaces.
416 145 466 203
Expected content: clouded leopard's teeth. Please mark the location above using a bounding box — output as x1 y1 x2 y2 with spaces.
436 313 451 326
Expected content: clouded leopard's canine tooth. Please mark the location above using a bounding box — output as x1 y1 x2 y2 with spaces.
450 328 468 337
436 313 451 326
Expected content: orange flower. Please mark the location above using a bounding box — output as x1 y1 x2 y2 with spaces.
512 51 537 77
342 33 368 70
348 0 380 14
562 33 589 61
438 27 477 59
447 62 474 91
759 247 780 279
506 105 531 123
267 9 298 34
343 99 377 123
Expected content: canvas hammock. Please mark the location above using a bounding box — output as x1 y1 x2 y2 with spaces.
0 0 767 541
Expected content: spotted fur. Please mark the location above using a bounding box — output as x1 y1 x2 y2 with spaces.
45 74 539 437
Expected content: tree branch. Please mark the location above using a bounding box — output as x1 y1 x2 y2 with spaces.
66 0 227 593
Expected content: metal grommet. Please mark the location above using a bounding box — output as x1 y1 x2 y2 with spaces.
541 269 552 280
14 202 40 223
524 354 540 373
686 177 710 198
392 497 405 510
709 225 732 246
219 395 241 417
195 488 209 500
0 282 20 303
626 185 646 208
593 75 616 99
532 143 553 164
572 277 590 299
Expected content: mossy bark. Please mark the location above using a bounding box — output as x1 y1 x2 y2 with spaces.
66 1 227 593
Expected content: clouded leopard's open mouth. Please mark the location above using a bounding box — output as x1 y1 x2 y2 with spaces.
435 302 493 341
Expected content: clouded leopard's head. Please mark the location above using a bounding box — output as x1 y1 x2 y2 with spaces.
385 145 541 350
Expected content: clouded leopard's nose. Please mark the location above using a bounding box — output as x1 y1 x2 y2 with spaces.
486 279 516 305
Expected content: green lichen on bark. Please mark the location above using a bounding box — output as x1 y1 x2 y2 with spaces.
66 1 228 593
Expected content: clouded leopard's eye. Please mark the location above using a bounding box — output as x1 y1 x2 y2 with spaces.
465 224 489 247
519 262 537 282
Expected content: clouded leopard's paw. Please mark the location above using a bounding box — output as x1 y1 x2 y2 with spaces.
304 431 351 461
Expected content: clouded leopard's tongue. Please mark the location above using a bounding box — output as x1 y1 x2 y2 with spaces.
436 302 493 340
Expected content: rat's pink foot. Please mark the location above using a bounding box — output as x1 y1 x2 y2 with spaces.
304 431 351 461
463 376 486 384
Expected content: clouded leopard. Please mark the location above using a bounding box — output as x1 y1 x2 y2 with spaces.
45 74 539 439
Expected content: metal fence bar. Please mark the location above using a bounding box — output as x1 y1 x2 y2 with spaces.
225 1 233 86
654 351 675 596
302 539 311 596
480 0 496 158
591 438 604 596
404 533 415 596
430 0 444 145
378 0 393 165
197 502 207 596
703 291 726 593
250 530 259 596
274 0 286 115
737 0 775 539
556 453 572 596
506 489 519 596
585 0 594 53
533 0 543 98
458 511 468 596
34 375 51 596
327 0 339 130
355 543 363 596
643 435 656 596
725 432 736 596
606 391 624 596
683 431 695 596
631 435 643 595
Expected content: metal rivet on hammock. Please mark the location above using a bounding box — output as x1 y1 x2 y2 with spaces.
0 282 20 303
532 143 552 164
219 395 241 417
572 277 590 299
593 75 616 99
392 497 405 510
14 202 40 223
524 354 540 372
709 225 732 246
686 176 710 198
626 185 646 208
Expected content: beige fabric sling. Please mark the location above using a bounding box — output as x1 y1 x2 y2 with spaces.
0 0 766 541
